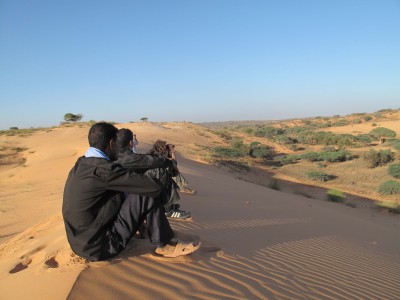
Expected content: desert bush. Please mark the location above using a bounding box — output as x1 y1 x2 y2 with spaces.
326 189 345 202
297 131 355 146
275 135 296 144
388 163 400 179
318 149 353 162
363 149 393 168
369 127 397 140
333 120 349 127
306 170 332 182
213 146 245 158
364 115 373 121
251 146 274 159
253 126 284 139
301 152 320 162
356 134 373 145
389 139 400 152
378 180 400 195
274 154 300 165
230 138 245 150
242 128 253 135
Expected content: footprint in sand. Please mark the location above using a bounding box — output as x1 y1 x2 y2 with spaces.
45 256 59 268
9 258 32 274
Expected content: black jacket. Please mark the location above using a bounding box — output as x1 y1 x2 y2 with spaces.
62 156 163 261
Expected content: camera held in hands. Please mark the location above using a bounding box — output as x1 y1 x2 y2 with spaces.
166 144 175 158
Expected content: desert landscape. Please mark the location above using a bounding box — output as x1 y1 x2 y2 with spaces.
1 110 400 299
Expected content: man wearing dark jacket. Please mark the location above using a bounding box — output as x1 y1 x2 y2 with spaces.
62 123 199 261
116 128 191 219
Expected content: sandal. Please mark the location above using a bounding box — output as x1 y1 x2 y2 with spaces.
155 241 201 258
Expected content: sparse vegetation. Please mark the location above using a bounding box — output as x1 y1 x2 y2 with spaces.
200 108 400 209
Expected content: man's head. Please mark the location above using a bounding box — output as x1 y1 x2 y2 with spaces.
117 128 134 148
88 122 119 160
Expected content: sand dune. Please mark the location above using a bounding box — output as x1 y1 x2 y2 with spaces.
1 123 400 299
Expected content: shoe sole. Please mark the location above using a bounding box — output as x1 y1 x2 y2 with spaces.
162 242 201 258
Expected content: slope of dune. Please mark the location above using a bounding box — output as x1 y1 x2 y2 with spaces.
1 122 400 299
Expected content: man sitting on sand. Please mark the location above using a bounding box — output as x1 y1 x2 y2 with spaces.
62 122 200 261
116 128 191 219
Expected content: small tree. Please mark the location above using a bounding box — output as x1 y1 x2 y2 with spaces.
140 117 149 122
64 113 83 122
369 127 397 144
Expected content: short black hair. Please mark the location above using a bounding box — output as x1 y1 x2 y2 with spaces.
117 128 133 148
88 122 119 151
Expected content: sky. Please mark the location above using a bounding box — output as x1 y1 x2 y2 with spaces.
0 0 399 129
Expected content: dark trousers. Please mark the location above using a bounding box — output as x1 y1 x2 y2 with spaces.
100 194 174 260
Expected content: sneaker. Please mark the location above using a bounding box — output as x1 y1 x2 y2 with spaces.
155 241 201 257
165 208 191 219
179 188 197 195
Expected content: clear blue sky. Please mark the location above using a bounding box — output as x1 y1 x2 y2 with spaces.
1 0 399 129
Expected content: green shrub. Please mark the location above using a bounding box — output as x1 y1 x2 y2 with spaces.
389 139 400 152
370 127 397 139
253 126 284 139
378 180 400 195
364 115 373 121
249 143 274 159
372 123 377 127
213 147 245 158
242 128 253 135
327 189 345 202
306 170 332 182
275 135 296 144
333 120 349 127
356 134 373 145
230 138 245 150
274 154 300 165
301 152 320 162
363 149 393 168
388 163 400 179
318 149 353 162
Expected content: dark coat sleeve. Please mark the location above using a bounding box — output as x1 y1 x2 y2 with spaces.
105 163 164 197
117 148 173 172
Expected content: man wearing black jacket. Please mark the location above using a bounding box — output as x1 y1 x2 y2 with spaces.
62 123 199 261
116 128 191 219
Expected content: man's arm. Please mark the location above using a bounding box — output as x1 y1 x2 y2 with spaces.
119 152 173 171
107 164 164 197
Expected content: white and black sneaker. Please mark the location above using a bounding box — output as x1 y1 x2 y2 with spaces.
165 208 191 219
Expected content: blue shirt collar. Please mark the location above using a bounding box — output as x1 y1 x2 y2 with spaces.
84 147 110 160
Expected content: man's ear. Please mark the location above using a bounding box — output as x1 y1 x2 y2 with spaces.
128 140 133 148
109 139 115 150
